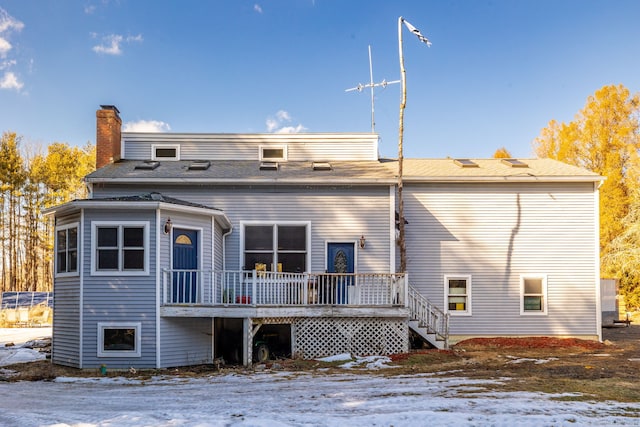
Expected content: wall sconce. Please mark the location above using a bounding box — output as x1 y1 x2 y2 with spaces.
359 235 366 249
164 217 172 234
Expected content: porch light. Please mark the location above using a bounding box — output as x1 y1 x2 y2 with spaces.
359 235 366 249
164 217 172 234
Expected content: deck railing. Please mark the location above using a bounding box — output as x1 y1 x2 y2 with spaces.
162 269 406 307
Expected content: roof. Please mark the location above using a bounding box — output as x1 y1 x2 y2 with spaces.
400 158 603 183
43 192 231 229
85 160 398 185
85 158 603 186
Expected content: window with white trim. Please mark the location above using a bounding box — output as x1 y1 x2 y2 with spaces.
55 223 79 276
259 145 287 161
97 322 141 357
445 275 471 315
151 144 180 161
243 223 307 273
92 222 149 275
521 275 547 315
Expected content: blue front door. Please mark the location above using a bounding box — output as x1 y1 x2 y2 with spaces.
172 228 198 303
327 242 355 304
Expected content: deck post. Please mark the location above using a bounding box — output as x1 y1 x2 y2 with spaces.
252 270 257 306
404 273 409 307
243 317 252 366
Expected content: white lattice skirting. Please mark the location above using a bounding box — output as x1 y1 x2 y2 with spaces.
292 317 409 359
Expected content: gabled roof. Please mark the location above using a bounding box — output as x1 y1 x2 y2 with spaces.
85 160 398 185
43 192 231 229
400 158 603 183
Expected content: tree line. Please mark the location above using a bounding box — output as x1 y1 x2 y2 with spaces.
533 84 640 309
0 132 94 293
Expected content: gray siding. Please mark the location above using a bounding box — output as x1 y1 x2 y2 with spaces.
95 185 393 274
404 182 599 338
80 209 158 369
159 318 213 367
52 214 82 367
122 134 377 161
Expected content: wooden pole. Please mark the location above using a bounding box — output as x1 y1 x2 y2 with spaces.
398 16 407 273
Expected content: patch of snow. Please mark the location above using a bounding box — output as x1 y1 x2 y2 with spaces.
0 328 51 367
316 353 352 362
339 355 394 370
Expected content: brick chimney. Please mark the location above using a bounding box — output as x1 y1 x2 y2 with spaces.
96 105 122 169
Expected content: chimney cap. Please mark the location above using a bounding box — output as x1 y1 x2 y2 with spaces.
99 105 120 114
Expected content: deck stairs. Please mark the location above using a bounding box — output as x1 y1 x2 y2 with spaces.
407 284 449 349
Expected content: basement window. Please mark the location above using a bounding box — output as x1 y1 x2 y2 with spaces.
152 144 180 161
97 322 141 357
260 145 287 161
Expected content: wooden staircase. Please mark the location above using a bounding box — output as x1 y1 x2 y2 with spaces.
407 284 449 349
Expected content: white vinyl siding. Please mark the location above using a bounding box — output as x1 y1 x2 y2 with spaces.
123 134 379 161
404 182 598 337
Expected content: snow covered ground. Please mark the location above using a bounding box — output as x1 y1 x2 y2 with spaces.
1 329 640 427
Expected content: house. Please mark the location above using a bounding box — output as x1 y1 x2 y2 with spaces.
45 106 603 369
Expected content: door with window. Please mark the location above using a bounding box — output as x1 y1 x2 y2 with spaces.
326 242 355 304
172 228 198 303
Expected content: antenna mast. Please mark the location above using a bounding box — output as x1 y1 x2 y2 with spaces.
346 45 400 132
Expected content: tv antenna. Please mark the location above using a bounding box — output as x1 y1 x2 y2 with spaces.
345 45 400 132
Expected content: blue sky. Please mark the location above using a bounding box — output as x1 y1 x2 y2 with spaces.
1 1 640 160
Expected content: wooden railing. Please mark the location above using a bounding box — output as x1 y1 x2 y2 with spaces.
162 270 406 307
407 284 449 347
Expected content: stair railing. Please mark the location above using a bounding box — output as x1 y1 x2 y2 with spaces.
407 284 449 348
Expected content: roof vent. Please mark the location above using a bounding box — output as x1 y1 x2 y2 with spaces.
134 161 160 170
312 162 332 171
453 159 479 168
501 158 528 168
188 160 211 170
259 162 279 171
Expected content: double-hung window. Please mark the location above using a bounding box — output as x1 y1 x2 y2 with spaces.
444 275 471 315
55 223 78 276
243 223 308 273
92 222 148 275
521 275 547 315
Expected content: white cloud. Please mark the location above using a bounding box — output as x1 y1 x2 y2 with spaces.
254 4 263 13
123 120 171 133
92 33 143 55
84 5 97 14
266 110 306 133
0 8 24 34
0 71 23 90
0 59 16 70
0 38 11 57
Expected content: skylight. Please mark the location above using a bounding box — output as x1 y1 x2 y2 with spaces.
453 159 479 168
188 160 211 171
312 162 332 171
259 162 279 171
501 159 529 168
134 161 160 170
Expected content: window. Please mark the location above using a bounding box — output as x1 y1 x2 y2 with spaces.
260 145 287 161
97 322 141 357
92 222 148 275
521 275 547 315
56 223 79 276
243 223 308 273
444 275 471 315
152 144 180 161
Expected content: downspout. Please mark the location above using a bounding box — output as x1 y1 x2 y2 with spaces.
155 208 161 368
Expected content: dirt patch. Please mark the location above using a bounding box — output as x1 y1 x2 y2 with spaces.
3 326 640 402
